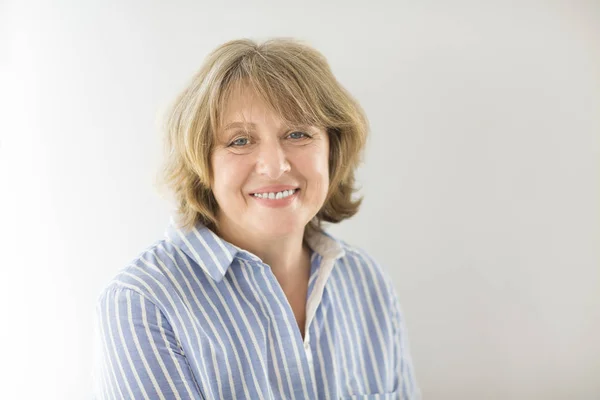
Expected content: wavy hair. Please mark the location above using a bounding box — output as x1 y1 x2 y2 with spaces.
157 38 369 233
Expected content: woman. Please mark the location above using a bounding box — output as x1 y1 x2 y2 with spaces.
94 38 420 399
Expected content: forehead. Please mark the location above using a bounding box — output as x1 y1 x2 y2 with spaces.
219 87 286 131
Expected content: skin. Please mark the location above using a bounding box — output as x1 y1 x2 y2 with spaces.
210 88 330 338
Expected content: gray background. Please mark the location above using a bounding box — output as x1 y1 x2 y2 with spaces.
2 0 599 398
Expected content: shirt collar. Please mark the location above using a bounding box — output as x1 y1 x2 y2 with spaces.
163 215 241 282
163 215 346 283
304 225 346 262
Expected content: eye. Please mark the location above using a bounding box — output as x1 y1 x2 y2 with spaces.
229 137 250 147
287 131 310 140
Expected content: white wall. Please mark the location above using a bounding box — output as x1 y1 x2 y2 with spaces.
3 1 599 398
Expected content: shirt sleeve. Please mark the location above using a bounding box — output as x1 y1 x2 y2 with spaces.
390 291 421 400
92 286 203 400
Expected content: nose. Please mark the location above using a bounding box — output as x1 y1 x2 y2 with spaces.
255 139 291 179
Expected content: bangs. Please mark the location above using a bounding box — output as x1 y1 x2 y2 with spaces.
159 38 367 233
211 54 325 138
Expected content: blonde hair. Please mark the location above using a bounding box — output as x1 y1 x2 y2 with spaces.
157 38 369 233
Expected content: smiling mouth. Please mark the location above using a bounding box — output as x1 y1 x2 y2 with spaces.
250 188 299 200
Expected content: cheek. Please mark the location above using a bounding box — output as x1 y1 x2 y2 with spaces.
315 141 331 197
295 145 330 188
315 141 330 181
211 153 251 196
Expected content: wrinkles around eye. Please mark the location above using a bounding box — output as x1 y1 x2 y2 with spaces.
229 137 250 147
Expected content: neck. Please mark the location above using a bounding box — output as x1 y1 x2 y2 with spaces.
215 216 310 278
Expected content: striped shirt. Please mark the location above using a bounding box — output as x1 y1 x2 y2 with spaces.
93 217 420 399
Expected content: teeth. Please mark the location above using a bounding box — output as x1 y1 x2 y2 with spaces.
253 189 296 199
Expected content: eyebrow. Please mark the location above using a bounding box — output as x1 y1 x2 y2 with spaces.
223 122 257 131
223 121 317 131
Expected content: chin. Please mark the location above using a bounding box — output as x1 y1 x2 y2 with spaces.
251 216 306 237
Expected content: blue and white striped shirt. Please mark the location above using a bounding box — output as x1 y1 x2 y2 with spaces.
93 217 420 399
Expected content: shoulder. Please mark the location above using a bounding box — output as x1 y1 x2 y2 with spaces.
331 235 397 300
329 236 403 332
95 238 183 312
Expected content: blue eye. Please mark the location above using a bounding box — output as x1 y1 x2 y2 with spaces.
230 137 249 147
288 131 308 140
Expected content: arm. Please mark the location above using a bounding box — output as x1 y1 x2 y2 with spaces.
92 287 203 400
390 291 421 400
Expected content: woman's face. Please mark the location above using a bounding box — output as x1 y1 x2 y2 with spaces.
211 89 330 239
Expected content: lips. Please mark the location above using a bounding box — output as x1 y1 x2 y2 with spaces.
249 184 299 195
250 187 299 208
251 188 298 199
